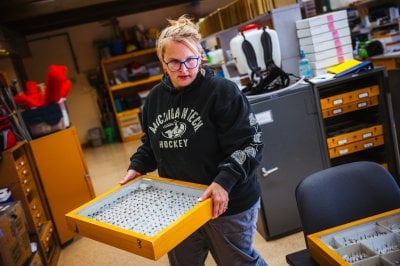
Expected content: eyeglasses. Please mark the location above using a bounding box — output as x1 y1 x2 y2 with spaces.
163 57 199 72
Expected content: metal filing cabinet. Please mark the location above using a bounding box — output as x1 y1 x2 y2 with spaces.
249 84 329 240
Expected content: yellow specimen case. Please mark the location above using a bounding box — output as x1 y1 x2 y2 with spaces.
65 175 212 260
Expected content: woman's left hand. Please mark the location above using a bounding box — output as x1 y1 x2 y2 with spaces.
198 182 229 219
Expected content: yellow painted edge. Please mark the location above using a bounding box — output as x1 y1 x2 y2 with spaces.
307 208 400 265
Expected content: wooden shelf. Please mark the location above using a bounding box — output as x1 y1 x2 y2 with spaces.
110 74 162 91
101 48 157 64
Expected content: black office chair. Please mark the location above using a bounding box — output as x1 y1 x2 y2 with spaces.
286 161 400 266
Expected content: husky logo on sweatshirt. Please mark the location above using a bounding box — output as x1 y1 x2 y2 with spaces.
161 121 186 139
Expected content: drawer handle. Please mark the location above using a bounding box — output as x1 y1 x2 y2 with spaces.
22 170 28 175
261 167 279 177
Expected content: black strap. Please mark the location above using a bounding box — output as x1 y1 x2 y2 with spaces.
260 27 290 89
241 32 262 79
261 27 273 66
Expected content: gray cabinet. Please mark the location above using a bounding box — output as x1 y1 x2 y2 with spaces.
249 84 329 240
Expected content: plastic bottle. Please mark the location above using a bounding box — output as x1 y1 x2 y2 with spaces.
299 50 313 79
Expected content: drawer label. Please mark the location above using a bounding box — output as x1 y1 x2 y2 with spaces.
362 132 372 139
255 110 273 126
358 92 369 98
364 142 374 148
357 102 367 108
333 108 342 115
333 98 343 105
339 148 349 155
338 138 347 145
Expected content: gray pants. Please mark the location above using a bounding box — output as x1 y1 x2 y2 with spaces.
168 198 267 266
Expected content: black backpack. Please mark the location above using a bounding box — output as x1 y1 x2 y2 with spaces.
241 27 290 96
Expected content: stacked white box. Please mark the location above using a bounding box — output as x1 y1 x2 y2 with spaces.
296 10 353 76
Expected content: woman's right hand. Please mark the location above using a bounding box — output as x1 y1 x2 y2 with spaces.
119 169 142 185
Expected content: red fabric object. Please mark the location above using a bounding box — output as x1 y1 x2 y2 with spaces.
45 65 72 104
13 81 45 108
13 65 71 109
14 94 40 108
4 129 17 149
26 81 45 106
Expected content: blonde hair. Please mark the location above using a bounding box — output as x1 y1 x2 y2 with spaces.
156 14 203 60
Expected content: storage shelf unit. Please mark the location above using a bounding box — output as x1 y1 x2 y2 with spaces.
314 68 400 179
101 48 162 142
0 141 60 265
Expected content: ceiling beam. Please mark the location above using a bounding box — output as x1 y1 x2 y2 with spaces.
0 0 195 35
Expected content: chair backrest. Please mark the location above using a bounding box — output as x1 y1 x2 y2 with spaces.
296 161 400 244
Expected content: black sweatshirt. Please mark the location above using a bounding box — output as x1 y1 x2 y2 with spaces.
129 66 263 216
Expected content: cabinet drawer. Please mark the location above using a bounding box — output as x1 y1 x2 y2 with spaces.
322 95 379 118
329 135 384 158
39 221 54 254
17 165 32 180
327 124 383 148
320 85 380 110
30 198 47 230
14 154 29 171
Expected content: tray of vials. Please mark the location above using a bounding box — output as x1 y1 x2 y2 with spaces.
65 175 212 260
308 209 400 265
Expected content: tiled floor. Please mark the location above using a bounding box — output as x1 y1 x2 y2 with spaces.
57 140 306 265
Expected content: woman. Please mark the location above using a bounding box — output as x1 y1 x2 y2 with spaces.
120 14 267 266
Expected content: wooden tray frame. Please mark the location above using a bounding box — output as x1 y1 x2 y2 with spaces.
65 175 212 260
307 208 400 265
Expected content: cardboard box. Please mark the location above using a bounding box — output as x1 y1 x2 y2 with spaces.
117 108 143 138
300 36 352 53
299 27 351 46
296 10 347 29
309 52 353 69
0 201 32 266
66 175 212 260
306 44 353 62
297 19 349 38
